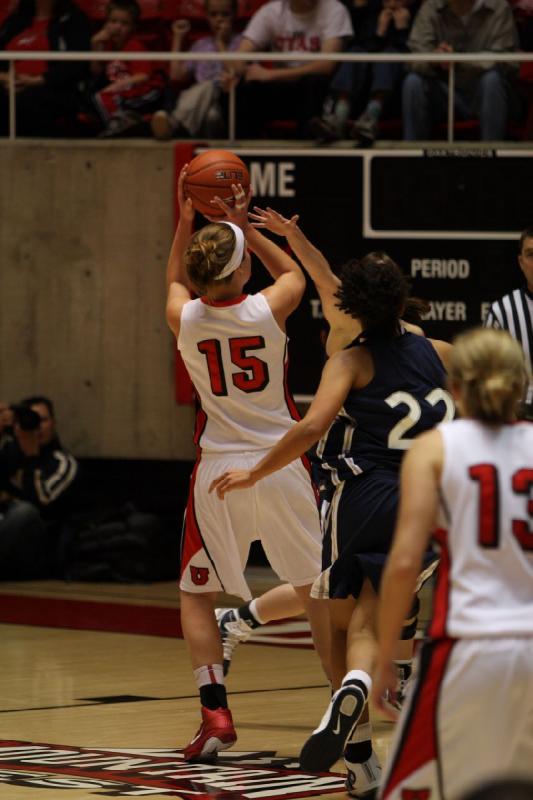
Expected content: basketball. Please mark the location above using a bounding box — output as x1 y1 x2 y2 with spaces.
183 150 250 218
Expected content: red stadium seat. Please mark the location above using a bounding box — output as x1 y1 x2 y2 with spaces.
159 0 265 18
76 0 108 19
0 0 16 26
77 0 162 19
160 0 205 18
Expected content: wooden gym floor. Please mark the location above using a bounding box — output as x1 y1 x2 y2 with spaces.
0 569 402 800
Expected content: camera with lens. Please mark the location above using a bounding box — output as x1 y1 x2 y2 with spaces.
9 404 42 432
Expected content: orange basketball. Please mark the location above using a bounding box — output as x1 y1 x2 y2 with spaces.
183 150 250 218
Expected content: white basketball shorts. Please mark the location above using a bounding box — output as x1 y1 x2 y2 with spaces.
380 636 533 800
179 451 322 600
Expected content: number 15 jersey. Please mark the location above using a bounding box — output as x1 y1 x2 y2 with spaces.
178 293 299 453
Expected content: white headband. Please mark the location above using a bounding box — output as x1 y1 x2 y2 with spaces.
214 223 245 281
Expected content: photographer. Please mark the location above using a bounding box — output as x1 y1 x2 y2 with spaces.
0 396 80 579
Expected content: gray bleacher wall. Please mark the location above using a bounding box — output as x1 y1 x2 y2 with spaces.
1 140 531 459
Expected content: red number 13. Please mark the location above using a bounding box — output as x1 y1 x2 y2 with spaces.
469 464 533 551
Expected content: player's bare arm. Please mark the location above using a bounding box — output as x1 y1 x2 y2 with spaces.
209 349 358 497
249 206 355 346
208 185 304 323
372 429 443 716
429 338 454 372
166 165 196 338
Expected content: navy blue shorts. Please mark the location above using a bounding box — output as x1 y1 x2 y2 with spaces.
314 467 436 600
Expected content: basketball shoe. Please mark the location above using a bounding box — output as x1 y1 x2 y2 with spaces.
215 608 254 676
345 749 382 798
299 681 367 772
382 662 413 714
183 706 237 762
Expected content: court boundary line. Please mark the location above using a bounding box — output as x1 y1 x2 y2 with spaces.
0 683 329 715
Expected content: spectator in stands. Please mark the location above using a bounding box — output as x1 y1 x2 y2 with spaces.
309 0 416 144
230 0 353 138
151 0 242 140
484 225 533 417
402 0 520 141
0 0 91 137
509 0 533 50
0 396 80 579
88 0 165 137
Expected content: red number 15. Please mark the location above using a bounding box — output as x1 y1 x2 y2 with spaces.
197 336 270 396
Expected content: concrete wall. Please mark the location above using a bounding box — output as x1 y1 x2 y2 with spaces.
0 140 196 460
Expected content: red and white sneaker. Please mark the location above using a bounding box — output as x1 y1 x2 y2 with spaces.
183 707 237 762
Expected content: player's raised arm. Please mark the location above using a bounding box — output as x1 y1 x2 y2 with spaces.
166 165 196 338
249 206 356 348
210 189 305 326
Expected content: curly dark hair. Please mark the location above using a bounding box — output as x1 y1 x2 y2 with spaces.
335 251 410 335
402 296 430 325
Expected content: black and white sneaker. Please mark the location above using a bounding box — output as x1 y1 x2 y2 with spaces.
215 608 254 676
299 682 367 772
345 749 382 798
382 662 413 714
350 111 379 147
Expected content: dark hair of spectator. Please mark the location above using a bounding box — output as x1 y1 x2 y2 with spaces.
519 226 533 252
20 395 55 419
106 0 141 24
460 778 533 800
335 251 410 336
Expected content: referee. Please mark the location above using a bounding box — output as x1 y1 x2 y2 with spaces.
485 226 533 417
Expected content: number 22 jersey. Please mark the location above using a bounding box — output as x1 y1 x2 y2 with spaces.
316 330 453 482
177 293 300 453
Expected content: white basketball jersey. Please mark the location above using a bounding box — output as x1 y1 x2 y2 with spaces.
429 419 533 639
177 293 299 453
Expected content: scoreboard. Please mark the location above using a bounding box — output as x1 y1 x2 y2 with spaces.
176 145 533 402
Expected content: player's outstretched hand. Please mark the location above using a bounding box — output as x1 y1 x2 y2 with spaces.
248 206 299 237
209 469 256 499
370 659 400 722
177 164 195 223
207 183 253 229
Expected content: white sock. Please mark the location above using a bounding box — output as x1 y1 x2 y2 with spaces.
248 598 265 625
342 669 372 696
193 664 225 689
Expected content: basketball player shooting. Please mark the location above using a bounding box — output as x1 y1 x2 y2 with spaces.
165 168 329 762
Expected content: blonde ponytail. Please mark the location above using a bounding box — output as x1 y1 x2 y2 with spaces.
450 328 528 423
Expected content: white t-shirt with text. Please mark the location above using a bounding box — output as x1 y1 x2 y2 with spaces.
243 0 353 67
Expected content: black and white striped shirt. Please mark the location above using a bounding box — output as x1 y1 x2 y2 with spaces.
484 287 533 373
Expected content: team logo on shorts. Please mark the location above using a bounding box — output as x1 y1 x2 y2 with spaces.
402 789 431 800
190 565 209 585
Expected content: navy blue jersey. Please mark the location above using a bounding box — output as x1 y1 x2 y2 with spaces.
317 330 453 482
